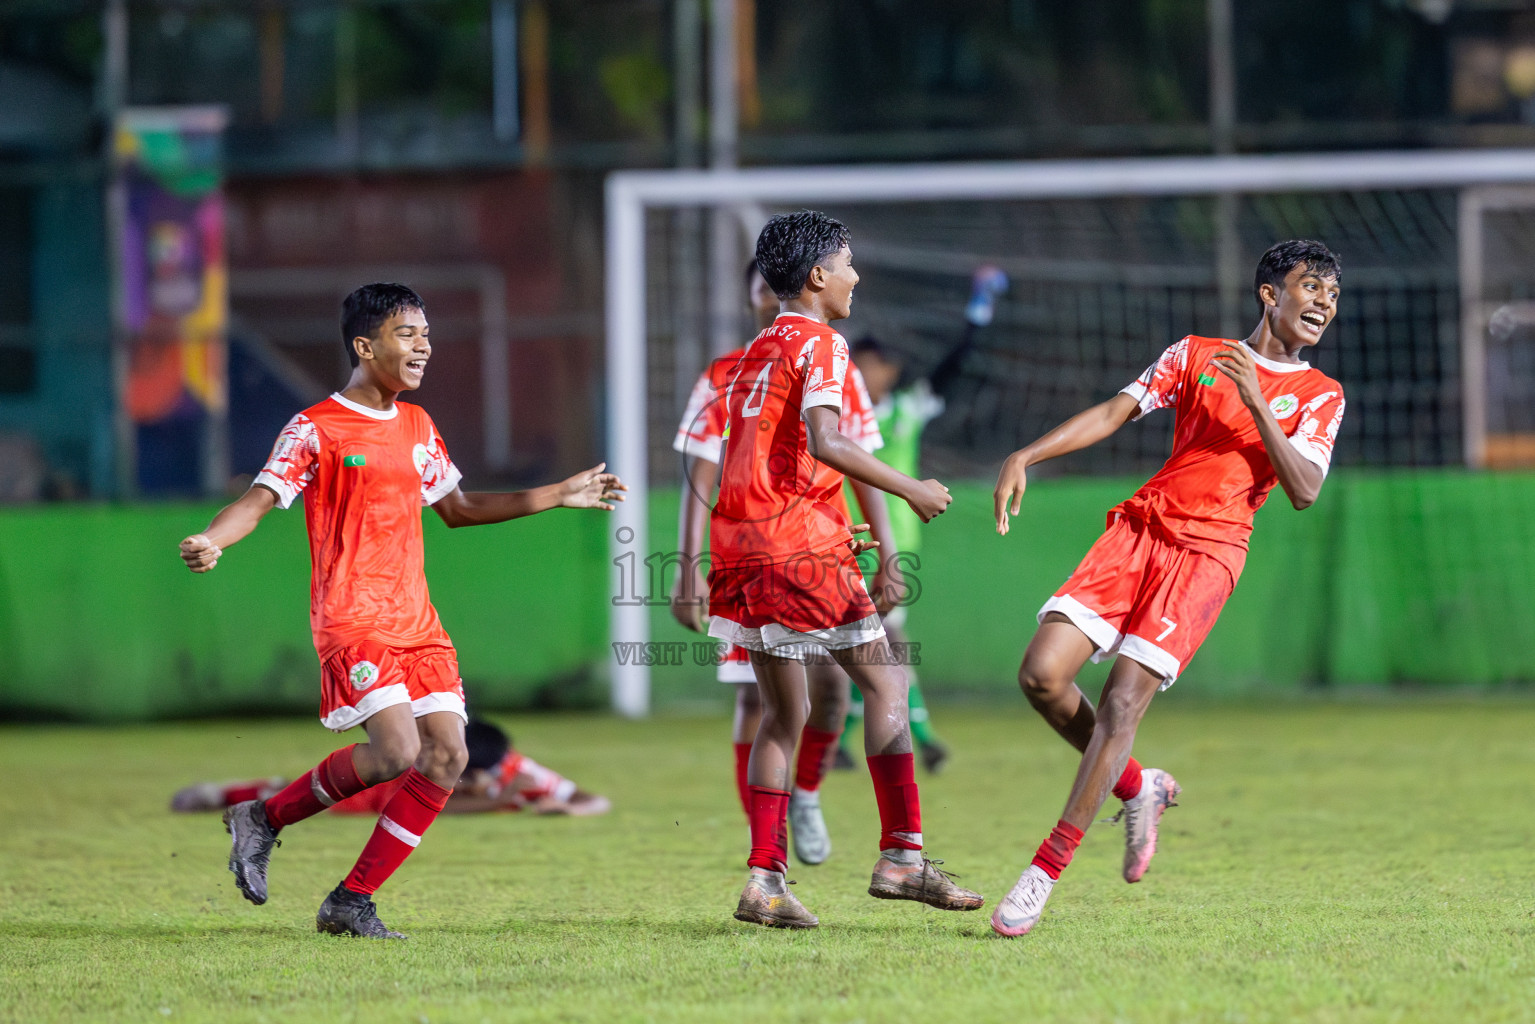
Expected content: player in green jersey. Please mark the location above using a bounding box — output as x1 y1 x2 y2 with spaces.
837 266 1009 773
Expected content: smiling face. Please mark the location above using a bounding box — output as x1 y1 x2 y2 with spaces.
1261 263 1339 350
813 245 859 321
355 307 431 391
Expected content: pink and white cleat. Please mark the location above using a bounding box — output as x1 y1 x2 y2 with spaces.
1117 768 1180 883
990 864 1055 937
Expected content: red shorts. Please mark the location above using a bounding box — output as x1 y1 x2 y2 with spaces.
319 641 467 732
1040 513 1238 687
708 546 883 660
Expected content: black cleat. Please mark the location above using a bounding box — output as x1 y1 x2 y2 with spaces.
919 740 950 775
222 800 279 905
831 745 856 771
316 884 407 939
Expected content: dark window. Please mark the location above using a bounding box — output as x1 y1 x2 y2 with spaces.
0 187 34 396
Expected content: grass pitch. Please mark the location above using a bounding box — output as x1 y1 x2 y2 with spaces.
3 701 1535 1023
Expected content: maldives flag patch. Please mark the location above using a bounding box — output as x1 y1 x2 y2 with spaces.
343 454 367 467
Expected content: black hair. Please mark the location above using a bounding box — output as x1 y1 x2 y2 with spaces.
1253 240 1341 311
851 335 896 361
340 282 426 367
464 717 511 771
753 211 851 300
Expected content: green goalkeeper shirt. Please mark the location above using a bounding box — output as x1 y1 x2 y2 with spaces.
869 380 945 555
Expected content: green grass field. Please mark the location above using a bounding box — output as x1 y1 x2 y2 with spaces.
4 701 1535 1023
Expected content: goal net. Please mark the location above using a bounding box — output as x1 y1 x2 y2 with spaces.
606 150 1535 715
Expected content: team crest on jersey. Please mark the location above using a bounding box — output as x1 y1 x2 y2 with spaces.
349 661 380 691
412 443 430 473
1268 394 1300 419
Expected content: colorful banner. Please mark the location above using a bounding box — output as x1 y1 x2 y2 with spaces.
113 106 228 492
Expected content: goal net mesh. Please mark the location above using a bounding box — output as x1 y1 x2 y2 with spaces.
643 188 1476 483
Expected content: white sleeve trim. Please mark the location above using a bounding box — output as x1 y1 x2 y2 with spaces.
800 391 844 413
421 463 463 505
1288 434 1332 477
253 471 300 509
1120 380 1156 421
675 434 723 463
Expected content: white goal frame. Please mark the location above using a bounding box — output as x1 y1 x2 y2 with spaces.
604 147 1535 717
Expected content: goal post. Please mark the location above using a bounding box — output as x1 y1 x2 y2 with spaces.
604 147 1535 718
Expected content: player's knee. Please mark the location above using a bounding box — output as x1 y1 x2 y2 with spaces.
1017 658 1066 702
372 743 419 781
417 736 469 781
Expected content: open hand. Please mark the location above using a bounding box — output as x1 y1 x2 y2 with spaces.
179 534 222 573
560 463 628 510
993 452 1030 536
846 522 881 558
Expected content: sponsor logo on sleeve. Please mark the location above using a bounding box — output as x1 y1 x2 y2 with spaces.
349 661 380 691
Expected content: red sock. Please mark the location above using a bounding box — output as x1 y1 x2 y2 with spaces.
746 785 790 872
1112 756 1144 801
221 782 265 806
793 727 840 793
263 745 367 828
733 743 753 817
343 768 452 895
866 752 922 851
1031 819 1085 880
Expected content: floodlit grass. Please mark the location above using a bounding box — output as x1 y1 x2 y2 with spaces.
4 702 1535 1023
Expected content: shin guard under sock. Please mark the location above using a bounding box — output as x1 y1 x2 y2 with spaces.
343 768 452 895
746 785 791 872
263 745 366 828
866 752 923 851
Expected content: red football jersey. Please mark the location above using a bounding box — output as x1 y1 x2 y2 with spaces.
1117 336 1346 572
674 340 882 523
710 314 865 567
255 393 462 659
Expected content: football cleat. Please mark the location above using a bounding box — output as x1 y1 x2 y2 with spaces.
990 864 1056 937
831 745 856 771
316 884 406 939
918 739 950 775
788 790 831 865
222 800 279 906
734 869 819 929
1114 768 1181 883
867 854 983 910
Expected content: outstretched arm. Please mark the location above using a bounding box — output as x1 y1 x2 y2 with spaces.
1211 341 1325 509
993 392 1141 535
179 485 280 572
432 463 626 529
803 406 951 523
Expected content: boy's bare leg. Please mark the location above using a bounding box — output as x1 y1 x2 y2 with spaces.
734 654 819 928
832 638 982 911
1017 615 1099 752
1057 657 1163 832
730 682 764 817
788 657 851 865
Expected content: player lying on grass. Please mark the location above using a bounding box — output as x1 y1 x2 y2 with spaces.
835 266 1008 775
671 259 899 867
988 240 1347 937
710 210 983 928
178 282 625 939
170 718 610 817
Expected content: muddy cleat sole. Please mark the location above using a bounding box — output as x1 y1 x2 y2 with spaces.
222 800 279 906
733 870 819 929
991 864 1055 937
1118 768 1181 883
788 790 831 865
316 884 407 939
868 855 983 911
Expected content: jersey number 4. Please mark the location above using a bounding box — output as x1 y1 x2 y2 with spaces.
740 365 773 418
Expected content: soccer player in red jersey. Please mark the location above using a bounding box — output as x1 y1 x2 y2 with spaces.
711 211 983 927
671 260 897 866
989 240 1347 937
178 283 624 938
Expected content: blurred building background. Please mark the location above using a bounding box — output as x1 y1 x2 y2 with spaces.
3 0 1535 499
